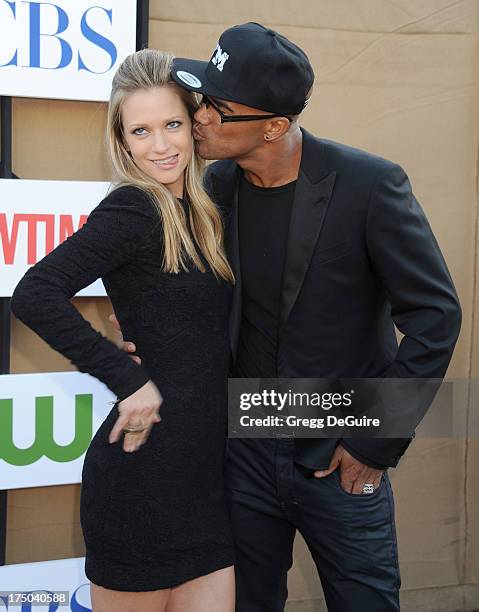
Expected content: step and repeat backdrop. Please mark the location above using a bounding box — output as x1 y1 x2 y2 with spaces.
0 1 140 608
0 0 137 100
1 179 109 297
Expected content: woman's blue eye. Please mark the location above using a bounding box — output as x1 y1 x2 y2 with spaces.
133 127 147 135
167 121 181 129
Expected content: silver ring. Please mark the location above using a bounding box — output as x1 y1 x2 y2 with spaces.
123 424 146 434
362 483 375 494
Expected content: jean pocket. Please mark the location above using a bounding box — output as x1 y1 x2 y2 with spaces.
331 467 386 498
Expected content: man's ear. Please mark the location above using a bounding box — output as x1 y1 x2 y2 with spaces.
264 117 291 142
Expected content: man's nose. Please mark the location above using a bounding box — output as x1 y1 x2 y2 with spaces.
194 102 210 125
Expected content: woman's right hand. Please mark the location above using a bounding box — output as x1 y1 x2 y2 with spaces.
109 380 163 452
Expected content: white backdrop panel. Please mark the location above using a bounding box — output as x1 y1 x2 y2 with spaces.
0 556 91 611
0 0 137 101
0 179 111 297
0 371 115 490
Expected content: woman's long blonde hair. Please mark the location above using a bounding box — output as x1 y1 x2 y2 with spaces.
107 49 234 282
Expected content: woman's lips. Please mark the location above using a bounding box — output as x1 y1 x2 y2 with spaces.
151 154 179 169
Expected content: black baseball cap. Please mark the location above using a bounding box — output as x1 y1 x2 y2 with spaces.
171 22 314 117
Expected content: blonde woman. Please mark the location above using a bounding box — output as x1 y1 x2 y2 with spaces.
11 50 235 611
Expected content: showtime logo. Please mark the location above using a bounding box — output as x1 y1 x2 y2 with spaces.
0 212 88 265
0 179 109 296
0 0 137 101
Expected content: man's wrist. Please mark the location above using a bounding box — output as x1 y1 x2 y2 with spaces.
340 440 388 470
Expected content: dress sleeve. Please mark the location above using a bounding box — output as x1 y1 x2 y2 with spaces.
11 185 159 401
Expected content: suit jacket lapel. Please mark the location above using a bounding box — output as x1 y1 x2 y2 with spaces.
206 161 242 361
279 131 337 332
212 130 336 357
226 171 242 361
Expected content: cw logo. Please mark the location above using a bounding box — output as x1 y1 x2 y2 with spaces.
0 394 92 466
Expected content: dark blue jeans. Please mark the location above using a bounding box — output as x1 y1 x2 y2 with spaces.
225 438 401 612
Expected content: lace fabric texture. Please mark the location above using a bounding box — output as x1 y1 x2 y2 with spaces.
11 186 235 590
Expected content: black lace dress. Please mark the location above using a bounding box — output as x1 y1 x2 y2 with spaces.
11 186 234 591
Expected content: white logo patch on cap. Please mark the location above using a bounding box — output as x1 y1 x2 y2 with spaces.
176 71 202 88
211 44 229 72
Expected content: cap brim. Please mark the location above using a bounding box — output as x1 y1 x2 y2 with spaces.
171 58 226 98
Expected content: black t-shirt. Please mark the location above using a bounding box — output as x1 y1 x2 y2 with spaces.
235 174 296 377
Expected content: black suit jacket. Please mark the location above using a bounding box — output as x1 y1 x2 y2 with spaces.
205 129 461 470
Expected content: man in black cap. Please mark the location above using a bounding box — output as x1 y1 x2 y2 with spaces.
120 22 461 612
